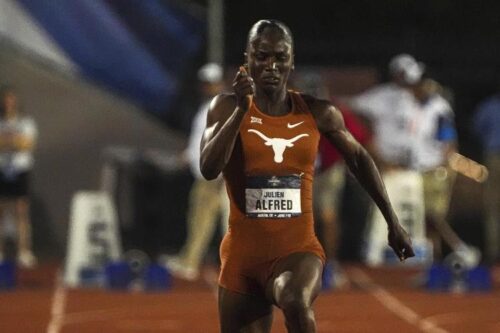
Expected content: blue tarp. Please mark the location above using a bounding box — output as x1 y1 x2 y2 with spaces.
18 0 204 115
105 0 203 75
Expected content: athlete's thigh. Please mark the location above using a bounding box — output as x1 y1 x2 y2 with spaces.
267 252 323 306
218 286 273 333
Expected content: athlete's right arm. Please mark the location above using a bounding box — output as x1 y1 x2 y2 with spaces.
200 67 254 180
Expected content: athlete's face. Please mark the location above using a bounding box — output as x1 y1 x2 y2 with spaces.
246 28 294 94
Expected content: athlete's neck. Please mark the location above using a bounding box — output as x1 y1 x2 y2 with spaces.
254 89 290 116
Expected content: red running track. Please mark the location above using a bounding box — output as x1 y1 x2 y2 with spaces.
0 262 499 333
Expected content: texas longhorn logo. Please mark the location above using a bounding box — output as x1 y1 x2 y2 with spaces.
248 129 309 163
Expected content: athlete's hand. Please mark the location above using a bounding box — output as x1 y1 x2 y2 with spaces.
388 223 415 262
233 65 254 111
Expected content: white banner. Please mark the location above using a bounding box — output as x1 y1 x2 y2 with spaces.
64 191 121 287
364 170 431 266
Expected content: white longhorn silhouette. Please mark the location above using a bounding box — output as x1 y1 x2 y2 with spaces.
248 129 309 163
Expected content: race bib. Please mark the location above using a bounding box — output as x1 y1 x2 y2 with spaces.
245 175 302 218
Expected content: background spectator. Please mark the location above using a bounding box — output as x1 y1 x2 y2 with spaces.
0 85 38 268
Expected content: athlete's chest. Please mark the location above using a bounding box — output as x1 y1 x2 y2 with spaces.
239 111 319 171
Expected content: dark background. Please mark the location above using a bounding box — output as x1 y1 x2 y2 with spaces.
216 0 500 160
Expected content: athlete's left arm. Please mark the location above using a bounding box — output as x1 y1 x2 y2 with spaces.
306 96 414 261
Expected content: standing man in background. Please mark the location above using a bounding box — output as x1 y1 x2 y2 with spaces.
163 63 229 280
349 54 428 265
411 78 463 261
349 54 424 170
473 82 500 264
0 85 38 268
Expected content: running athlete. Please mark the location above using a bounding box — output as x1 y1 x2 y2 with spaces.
200 19 414 333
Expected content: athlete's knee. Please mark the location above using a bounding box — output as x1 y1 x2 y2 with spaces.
278 290 316 332
277 288 312 317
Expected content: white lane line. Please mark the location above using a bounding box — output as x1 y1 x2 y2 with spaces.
349 267 449 333
46 271 67 333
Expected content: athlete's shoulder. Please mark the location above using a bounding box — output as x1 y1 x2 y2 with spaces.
206 93 238 121
294 93 343 133
210 93 237 110
298 93 329 107
298 93 338 117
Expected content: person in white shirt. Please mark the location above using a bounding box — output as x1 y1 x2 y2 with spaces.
411 79 457 172
0 85 38 268
349 54 424 169
349 54 430 265
163 64 229 280
410 78 477 263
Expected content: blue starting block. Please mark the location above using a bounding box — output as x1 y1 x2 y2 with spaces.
79 266 105 287
0 261 16 290
425 263 453 291
466 266 492 292
425 263 492 293
104 261 132 290
144 263 172 291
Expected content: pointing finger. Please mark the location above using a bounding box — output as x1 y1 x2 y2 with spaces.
239 66 248 76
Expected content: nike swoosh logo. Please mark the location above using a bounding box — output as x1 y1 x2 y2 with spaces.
287 121 304 129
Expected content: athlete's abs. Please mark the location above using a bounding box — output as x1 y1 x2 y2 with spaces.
222 91 324 263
